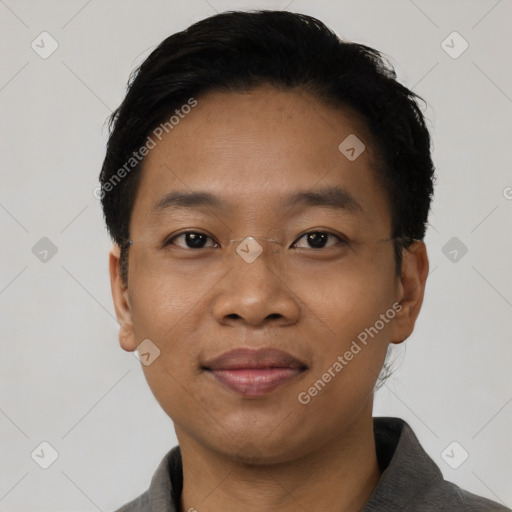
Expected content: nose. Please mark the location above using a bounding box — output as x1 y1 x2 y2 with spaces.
211 245 300 328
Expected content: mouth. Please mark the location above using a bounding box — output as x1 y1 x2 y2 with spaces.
202 347 308 397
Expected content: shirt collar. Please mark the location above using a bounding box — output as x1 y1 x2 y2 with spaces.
145 417 443 512
362 417 444 510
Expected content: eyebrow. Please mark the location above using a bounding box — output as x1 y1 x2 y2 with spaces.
151 186 363 215
284 186 363 213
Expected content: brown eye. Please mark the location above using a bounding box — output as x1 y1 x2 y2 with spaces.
292 231 346 249
164 232 217 249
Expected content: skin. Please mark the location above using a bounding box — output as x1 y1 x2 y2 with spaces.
109 84 429 512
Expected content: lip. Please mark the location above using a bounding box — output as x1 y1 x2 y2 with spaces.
203 347 308 397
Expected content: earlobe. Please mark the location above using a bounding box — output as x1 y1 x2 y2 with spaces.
390 241 429 345
109 244 137 352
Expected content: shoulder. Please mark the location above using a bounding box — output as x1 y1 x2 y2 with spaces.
366 417 510 512
419 479 510 511
113 491 150 512
111 446 182 512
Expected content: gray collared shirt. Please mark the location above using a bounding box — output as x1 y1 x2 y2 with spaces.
114 417 510 511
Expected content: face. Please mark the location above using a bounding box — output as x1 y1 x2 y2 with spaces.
110 85 427 463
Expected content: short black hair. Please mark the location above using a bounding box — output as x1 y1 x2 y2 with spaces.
99 9 435 287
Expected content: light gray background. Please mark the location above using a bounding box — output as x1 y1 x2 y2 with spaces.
1 0 511 510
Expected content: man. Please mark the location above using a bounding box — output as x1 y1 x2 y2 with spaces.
99 10 509 512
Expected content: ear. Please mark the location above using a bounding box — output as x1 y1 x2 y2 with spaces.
390 241 429 344
109 244 137 352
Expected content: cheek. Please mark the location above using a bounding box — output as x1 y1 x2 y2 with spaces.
291 263 397 401
128 256 205 336
131 297 200 361
127 268 207 398
134 283 203 420
292 259 396 330
293 273 395 425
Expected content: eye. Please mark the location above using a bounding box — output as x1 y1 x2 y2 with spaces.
164 231 219 249
163 230 347 250
292 231 347 249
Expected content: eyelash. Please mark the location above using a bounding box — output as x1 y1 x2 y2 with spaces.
162 230 349 250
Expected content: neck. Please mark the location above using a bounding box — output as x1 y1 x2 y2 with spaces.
178 410 381 512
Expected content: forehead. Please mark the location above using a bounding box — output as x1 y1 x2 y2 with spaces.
130 86 390 231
